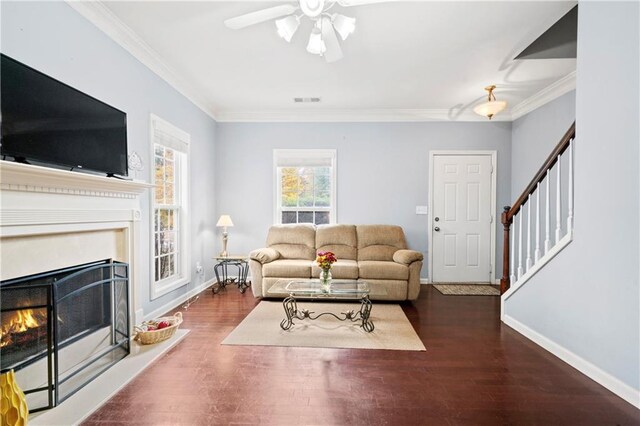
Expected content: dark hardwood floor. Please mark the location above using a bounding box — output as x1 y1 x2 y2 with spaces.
84 286 639 425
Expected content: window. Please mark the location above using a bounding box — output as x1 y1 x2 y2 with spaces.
274 149 336 225
150 114 190 299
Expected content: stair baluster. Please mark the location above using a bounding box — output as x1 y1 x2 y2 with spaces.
535 183 542 262
567 140 574 231
526 197 532 271
517 212 524 280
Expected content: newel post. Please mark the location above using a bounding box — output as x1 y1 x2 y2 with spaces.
500 206 512 294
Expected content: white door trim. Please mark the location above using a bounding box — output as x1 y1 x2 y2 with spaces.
428 150 498 283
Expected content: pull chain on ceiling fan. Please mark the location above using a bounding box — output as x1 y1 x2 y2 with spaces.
224 0 388 63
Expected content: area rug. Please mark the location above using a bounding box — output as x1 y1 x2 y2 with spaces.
433 284 500 296
222 301 425 351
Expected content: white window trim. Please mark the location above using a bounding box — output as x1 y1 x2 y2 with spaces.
149 113 191 300
273 149 337 225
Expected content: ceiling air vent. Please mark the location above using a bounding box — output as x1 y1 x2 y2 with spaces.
294 97 321 103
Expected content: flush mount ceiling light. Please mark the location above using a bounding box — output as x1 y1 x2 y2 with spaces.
225 0 387 63
473 85 508 120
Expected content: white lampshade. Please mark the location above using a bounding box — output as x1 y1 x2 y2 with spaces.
306 27 326 56
473 100 507 120
216 215 234 227
275 15 300 42
473 85 507 120
332 14 355 41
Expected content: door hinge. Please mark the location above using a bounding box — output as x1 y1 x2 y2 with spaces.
490 215 494 223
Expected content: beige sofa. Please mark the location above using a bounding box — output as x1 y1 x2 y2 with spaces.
249 224 423 301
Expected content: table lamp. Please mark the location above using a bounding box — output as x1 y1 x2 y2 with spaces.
216 215 234 257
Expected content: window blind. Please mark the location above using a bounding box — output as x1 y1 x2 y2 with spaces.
152 116 190 153
274 149 335 168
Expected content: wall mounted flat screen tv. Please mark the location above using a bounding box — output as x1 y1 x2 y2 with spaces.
0 54 128 176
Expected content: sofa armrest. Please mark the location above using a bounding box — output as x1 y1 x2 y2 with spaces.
249 248 280 264
249 259 264 298
393 249 424 265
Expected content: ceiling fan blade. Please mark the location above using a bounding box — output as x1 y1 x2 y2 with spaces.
321 17 343 63
337 0 396 6
224 4 297 30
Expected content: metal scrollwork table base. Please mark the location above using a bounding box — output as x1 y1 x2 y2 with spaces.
212 256 250 294
280 295 375 332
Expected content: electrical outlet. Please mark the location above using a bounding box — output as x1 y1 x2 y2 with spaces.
195 261 203 274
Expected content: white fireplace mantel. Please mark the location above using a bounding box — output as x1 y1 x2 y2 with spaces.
0 160 153 326
0 160 151 198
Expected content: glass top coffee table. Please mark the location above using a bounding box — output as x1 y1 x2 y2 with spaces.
268 279 385 332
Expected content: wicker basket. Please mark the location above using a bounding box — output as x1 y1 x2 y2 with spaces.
134 312 183 345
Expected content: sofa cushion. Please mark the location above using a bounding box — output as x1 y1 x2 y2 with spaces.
358 260 409 280
357 225 408 261
266 224 316 260
315 224 357 260
263 259 313 278
311 259 359 279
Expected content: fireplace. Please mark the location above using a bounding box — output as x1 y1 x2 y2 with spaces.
0 259 130 412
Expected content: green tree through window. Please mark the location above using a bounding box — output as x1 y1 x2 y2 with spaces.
278 166 333 224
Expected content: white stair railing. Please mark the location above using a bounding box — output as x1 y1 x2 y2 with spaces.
500 123 576 294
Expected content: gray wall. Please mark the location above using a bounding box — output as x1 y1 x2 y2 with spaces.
215 122 512 279
1 2 218 316
504 1 639 393
511 90 576 197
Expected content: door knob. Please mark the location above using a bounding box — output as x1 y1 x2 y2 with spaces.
434 227 440 232
434 217 440 222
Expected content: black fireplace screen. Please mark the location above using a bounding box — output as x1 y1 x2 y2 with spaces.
0 260 130 412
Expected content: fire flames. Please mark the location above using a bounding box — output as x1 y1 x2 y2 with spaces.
1 309 47 348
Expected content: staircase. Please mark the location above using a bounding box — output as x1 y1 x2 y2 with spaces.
500 122 576 297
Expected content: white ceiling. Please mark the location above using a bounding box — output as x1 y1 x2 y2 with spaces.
91 1 577 121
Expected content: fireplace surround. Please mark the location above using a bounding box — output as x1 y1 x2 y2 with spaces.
0 160 152 413
1 259 130 412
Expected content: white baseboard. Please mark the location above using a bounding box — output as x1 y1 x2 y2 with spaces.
143 277 215 321
502 314 640 409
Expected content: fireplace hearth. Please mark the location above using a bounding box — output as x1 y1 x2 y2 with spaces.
0 260 130 412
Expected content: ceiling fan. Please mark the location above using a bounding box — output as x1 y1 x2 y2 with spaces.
224 0 390 63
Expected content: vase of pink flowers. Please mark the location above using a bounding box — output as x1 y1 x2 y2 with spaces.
316 251 337 291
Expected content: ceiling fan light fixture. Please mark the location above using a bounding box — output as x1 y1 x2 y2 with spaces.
306 27 326 55
473 85 507 120
275 15 300 42
300 0 325 18
332 13 356 40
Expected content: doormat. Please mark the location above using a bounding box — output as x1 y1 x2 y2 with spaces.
433 284 500 296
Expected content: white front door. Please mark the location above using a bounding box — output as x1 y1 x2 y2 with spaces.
431 154 493 283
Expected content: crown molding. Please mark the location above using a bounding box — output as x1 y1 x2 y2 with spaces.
216 108 513 123
66 1 574 125
66 1 218 120
511 71 576 120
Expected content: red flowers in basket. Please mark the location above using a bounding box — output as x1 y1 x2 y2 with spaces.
316 251 337 270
